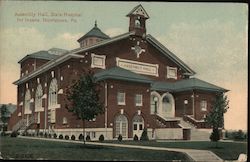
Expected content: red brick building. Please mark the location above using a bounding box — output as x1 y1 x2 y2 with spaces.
8 5 228 140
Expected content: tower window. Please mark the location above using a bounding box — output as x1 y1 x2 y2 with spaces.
135 19 141 28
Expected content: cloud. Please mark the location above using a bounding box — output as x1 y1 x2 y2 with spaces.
0 27 82 104
104 28 126 37
156 19 248 130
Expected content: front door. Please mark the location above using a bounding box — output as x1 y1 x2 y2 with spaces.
162 94 175 118
132 115 144 138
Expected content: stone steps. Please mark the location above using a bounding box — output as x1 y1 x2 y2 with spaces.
186 150 223 162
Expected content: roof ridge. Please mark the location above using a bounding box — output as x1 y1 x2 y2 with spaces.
146 34 195 75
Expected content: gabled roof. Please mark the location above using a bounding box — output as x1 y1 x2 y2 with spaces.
14 32 135 85
77 22 110 42
18 48 68 64
94 67 152 84
146 34 196 76
126 4 150 19
152 78 228 93
18 51 58 63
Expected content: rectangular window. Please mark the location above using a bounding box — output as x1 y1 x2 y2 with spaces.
139 124 143 130
117 92 125 105
135 94 143 106
133 124 137 130
166 66 177 79
200 100 207 111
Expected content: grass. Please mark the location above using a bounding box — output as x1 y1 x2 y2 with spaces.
101 140 247 160
0 136 189 161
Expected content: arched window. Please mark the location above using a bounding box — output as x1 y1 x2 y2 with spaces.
115 114 128 138
35 84 43 111
135 19 141 28
49 78 58 108
24 89 31 114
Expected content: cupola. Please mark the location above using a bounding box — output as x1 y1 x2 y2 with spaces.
127 4 149 37
77 21 110 48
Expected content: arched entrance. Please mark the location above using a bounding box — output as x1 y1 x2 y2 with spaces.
132 115 144 138
114 114 128 138
161 93 175 118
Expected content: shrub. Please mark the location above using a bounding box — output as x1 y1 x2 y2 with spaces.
48 134 52 138
65 135 69 140
118 134 122 141
1 132 6 136
86 135 91 141
140 128 149 141
10 131 18 137
71 135 75 140
59 134 63 139
133 134 139 141
79 134 84 141
210 128 220 142
39 132 43 137
44 133 48 138
53 133 57 139
99 134 104 142
233 130 245 140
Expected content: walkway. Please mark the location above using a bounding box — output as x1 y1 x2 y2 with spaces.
19 136 223 162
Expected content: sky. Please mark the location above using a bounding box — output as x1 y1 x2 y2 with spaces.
0 1 248 130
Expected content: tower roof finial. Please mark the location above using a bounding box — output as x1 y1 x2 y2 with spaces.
95 20 97 27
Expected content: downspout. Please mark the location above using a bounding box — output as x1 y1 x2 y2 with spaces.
105 82 108 139
192 90 195 118
44 75 47 132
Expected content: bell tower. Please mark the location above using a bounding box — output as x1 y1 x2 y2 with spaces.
127 4 149 37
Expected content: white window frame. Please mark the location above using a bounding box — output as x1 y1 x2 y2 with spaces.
91 53 106 69
115 114 128 138
24 89 32 114
35 84 43 112
200 100 207 111
48 78 60 109
135 94 143 106
167 66 177 79
63 117 67 124
117 92 126 105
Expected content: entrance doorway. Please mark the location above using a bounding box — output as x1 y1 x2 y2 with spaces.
132 115 144 138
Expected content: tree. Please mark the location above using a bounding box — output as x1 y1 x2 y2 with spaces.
210 128 220 148
66 70 104 144
140 128 149 141
205 93 229 147
0 105 9 133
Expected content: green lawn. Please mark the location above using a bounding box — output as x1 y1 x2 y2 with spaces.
0 137 189 161
101 140 247 160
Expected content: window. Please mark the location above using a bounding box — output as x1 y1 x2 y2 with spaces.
200 100 207 111
135 94 143 106
24 89 31 114
91 53 106 69
92 132 96 138
166 66 177 79
48 78 58 109
115 114 128 137
35 84 43 112
135 19 141 28
117 92 125 105
63 117 67 124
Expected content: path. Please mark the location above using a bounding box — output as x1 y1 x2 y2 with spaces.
18 136 223 162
